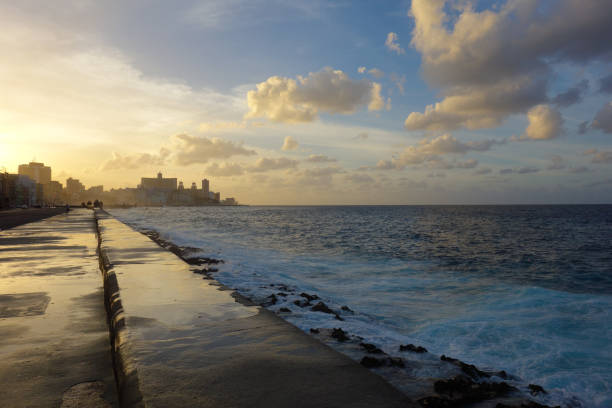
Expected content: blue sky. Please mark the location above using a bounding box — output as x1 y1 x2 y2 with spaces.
1 0 611 204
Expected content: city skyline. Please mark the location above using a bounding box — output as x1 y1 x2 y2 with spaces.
1 1 612 205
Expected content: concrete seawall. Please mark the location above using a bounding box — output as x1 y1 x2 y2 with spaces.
95 209 414 407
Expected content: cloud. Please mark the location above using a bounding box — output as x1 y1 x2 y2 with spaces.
547 155 568 170
404 76 547 131
584 149 612 164
389 73 406 95
100 150 169 171
518 104 563 140
599 73 612 94
569 166 590 173
205 162 245 177
171 134 256 165
552 79 589 107
405 0 612 132
380 134 503 169
499 167 540 175
344 173 375 184
199 121 247 132
353 132 368 140
250 157 299 172
474 167 492 175
591 101 612 133
245 67 384 123
578 121 590 134
385 32 404 54
281 135 299 151
455 159 478 169
368 68 385 79
305 154 337 163
357 66 366 74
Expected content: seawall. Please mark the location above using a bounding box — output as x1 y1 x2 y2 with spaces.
94 209 414 407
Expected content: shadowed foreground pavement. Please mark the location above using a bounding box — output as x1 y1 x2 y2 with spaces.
0 207 68 230
0 209 118 407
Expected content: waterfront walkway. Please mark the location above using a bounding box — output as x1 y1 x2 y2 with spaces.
0 209 414 407
0 208 118 407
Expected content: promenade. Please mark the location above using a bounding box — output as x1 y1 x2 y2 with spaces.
0 208 414 407
0 208 118 407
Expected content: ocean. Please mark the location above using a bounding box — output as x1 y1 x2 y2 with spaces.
109 205 612 407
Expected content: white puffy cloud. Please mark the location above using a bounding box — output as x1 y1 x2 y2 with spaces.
305 154 337 163
519 104 563 140
281 136 299 151
171 134 256 165
357 66 366 74
245 67 384 123
592 101 612 133
405 0 612 132
385 32 404 55
405 76 547 131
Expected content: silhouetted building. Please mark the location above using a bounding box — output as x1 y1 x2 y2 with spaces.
141 172 177 192
202 179 209 194
66 177 85 198
18 162 51 185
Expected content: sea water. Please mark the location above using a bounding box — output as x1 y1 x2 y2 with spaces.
109 205 612 407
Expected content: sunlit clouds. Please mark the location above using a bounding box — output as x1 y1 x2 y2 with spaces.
2 1 612 204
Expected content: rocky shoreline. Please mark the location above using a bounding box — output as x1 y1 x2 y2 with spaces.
141 228 564 408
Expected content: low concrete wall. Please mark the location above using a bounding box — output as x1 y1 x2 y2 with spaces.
94 209 414 408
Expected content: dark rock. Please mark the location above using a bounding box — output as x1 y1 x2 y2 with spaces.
528 384 547 396
360 356 385 368
387 357 405 368
495 402 559 408
334 313 344 321
400 344 428 353
261 294 278 306
340 305 354 313
278 307 291 313
311 301 335 314
359 342 384 354
293 299 310 308
495 370 510 380
300 292 319 302
277 284 290 291
441 354 489 379
331 327 349 342
434 375 517 404
276 292 288 297
418 396 453 407
309 328 319 334
207 267 218 273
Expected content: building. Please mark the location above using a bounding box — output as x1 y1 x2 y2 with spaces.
44 181 64 205
18 162 51 185
202 179 209 194
141 172 177 192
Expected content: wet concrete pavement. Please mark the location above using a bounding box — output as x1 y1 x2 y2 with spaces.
97 210 415 408
0 209 118 407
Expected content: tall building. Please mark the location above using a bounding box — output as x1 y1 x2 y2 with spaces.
66 177 85 195
202 179 209 194
141 172 177 192
18 162 51 184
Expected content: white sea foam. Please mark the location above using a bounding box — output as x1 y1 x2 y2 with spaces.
110 207 612 408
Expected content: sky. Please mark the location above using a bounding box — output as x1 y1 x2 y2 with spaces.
1 0 611 205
